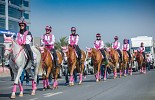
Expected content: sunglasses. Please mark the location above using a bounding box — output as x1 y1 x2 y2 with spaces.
46 29 51 31
20 25 25 27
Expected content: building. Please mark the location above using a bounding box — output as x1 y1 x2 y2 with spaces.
0 0 30 64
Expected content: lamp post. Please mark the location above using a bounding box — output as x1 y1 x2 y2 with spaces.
5 0 8 30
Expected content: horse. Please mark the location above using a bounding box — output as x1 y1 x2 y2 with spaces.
106 47 122 78
122 50 132 76
3 34 41 99
133 50 146 74
86 48 103 82
61 45 86 86
39 47 62 90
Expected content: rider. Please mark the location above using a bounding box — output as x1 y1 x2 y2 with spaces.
138 42 146 60
94 33 107 61
68 27 81 63
112 36 122 62
16 20 35 67
41 25 59 67
122 39 131 61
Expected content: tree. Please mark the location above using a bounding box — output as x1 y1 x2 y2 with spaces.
104 42 112 47
55 36 68 51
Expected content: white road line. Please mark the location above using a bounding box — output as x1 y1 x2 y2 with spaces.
29 98 38 100
44 92 63 97
0 81 6 82
84 85 91 87
8 86 13 88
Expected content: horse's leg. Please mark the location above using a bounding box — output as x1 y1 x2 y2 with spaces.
104 65 108 81
53 67 59 89
69 62 76 86
18 79 24 97
27 66 37 95
113 63 117 79
79 62 84 85
124 62 127 77
143 63 146 74
119 62 123 78
96 62 101 82
46 66 51 89
11 67 23 99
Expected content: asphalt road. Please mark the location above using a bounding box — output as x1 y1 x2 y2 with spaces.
0 70 155 100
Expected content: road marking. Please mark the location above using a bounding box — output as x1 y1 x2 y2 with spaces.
0 81 6 82
44 92 63 97
29 98 38 100
84 85 91 87
58 78 65 81
8 86 13 88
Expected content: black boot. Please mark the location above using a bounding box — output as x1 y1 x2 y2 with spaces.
30 52 35 67
55 59 59 67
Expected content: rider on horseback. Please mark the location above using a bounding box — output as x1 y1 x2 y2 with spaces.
68 27 81 63
112 36 122 62
138 42 146 60
122 39 131 61
94 33 107 61
41 25 59 67
16 20 35 67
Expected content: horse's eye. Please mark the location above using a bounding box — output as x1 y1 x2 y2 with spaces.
9 44 12 47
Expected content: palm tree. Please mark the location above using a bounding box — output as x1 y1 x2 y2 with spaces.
105 42 112 47
55 36 68 51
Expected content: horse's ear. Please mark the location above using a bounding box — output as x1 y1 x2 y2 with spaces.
3 34 6 39
11 34 14 38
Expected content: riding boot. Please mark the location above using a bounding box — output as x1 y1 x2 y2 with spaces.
55 59 59 67
25 44 35 67
30 52 35 67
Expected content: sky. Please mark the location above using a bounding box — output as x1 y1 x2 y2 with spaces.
30 0 155 50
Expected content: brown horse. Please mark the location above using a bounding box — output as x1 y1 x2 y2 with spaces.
107 47 122 78
86 48 103 82
133 51 146 74
39 47 62 90
62 46 86 86
122 50 132 77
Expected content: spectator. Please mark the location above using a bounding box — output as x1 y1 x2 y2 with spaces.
146 53 151 71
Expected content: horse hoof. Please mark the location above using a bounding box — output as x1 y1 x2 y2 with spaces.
43 88 46 91
71 83 74 86
19 93 23 97
47 85 51 89
78 82 82 85
124 74 127 77
10 95 16 99
104 78 107 81
31 90 35 95
96 79 99 82
114 77 117 79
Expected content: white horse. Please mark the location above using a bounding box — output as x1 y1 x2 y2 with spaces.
3 34 41 99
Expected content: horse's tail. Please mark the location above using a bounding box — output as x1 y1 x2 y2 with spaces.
38 59 43 75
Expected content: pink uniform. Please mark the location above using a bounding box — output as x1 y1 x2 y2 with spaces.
138 46 145 52
41 34 55 49
16 31 32 45
112 41 120 50
94 40 104 49
122 44 129 51
68 34 79 46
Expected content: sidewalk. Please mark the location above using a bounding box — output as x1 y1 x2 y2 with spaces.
0 66 10 77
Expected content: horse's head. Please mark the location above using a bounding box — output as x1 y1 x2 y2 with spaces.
3 34 14 58
86 47 93 58
61 46 68 62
